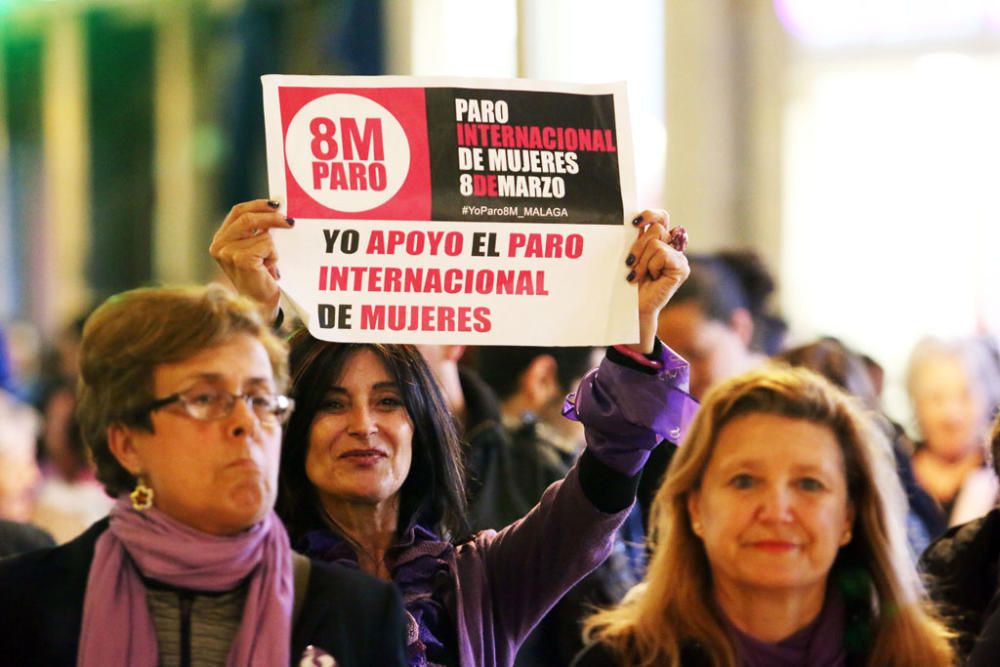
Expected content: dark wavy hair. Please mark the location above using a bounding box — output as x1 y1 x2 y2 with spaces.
277 331 468 542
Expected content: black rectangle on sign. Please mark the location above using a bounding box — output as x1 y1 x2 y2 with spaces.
426 88 623 225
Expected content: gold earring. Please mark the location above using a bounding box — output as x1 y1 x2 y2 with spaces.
130 477 154 511
692 520 703 534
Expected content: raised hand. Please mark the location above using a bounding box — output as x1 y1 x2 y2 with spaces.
209 200 294 320
625 209 689 353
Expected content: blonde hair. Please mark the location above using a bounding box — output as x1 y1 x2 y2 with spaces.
583 365 953 666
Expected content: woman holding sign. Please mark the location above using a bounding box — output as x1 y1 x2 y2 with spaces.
211 200 697 667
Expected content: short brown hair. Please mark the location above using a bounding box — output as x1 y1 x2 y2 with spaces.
77 284 288 496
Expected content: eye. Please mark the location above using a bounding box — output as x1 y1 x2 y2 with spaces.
797 477 825 492
186 387 222 406
729 473 755 490
248 394 275 410
318 396 347 412
377 395 404 409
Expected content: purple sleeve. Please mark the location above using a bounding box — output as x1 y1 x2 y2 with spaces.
567 340 700 476
453 463 630 665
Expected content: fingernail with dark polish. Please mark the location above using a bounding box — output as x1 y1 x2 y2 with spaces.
626 270 636 282
625 254 635 266
267 199 280 209
631 215 643 226
285 217 295 226
276 268 282 280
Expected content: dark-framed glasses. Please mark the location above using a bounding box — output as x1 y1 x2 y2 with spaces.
144 387 295 424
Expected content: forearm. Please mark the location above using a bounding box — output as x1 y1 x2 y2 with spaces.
569 340 699 477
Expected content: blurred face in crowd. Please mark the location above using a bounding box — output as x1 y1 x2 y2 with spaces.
688 413 854 607
306 349 414 518
912 356 989 461
658 302 752 399
110 334 283 535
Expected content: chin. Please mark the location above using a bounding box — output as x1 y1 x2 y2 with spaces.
227 484 271 517
335 485 395 507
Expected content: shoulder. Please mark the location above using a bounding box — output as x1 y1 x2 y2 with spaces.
0 517 105 588
292 558 407 667
303 559 399 616
950 468 1000 526
0 519 55 558
0 519 107 665
308 558 392 595
921 508 1000 575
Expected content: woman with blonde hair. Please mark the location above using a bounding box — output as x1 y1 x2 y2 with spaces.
574 366 954 666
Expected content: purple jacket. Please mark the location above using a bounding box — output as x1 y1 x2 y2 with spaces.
446 343 696 667
301 343 696 667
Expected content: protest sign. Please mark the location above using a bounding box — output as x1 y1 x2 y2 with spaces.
262 75 639 345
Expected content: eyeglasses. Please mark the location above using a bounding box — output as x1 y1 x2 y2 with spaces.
143 387 295 425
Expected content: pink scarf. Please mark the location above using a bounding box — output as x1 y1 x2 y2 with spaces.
77 496 294 666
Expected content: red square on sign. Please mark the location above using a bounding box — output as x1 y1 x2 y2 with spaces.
279 86 431 220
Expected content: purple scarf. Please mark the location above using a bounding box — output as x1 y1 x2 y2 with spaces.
300 524 454 667
77 496 294 667
725 590 847 667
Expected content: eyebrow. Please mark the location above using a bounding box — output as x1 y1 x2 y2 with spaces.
326 381 401 393
720 459 837 475
180 373 273 387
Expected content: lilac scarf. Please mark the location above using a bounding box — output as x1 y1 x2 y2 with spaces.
77 496 294 667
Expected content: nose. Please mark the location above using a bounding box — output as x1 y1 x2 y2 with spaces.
757 483 794 523
227 395 259 439
347 404 377 438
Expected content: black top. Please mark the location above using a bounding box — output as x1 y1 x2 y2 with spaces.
0 518 407 666
921 507 1000 661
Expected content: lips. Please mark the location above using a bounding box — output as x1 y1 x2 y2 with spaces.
339 448 389 461
748 540 799 553
227 458 260 471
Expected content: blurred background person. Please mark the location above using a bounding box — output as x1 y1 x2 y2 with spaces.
0 326 15 398
906 336 1000 527
777 337 947 552
30 387 114 543
0 386 42 524
575 366 954 667
656 250 786 400
472 345 598 528
922 411 1000 662
0 328 51 555
0 285 407 666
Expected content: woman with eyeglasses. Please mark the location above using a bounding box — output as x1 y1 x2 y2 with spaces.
211 200 698 666
0 285 407 666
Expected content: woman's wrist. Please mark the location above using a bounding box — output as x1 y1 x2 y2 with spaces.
624 311 658 355
612 344 663 370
